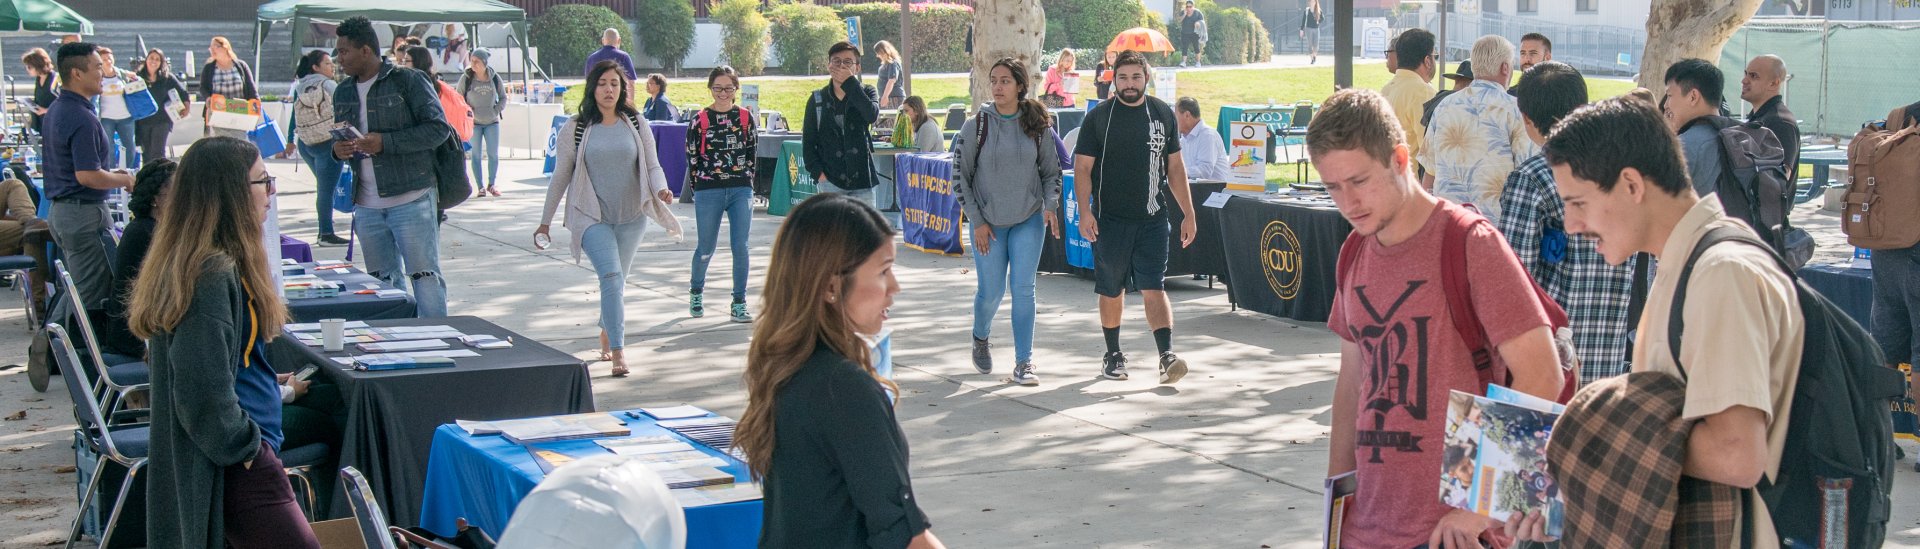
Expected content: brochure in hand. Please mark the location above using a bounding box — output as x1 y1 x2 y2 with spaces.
1439 385 1565 538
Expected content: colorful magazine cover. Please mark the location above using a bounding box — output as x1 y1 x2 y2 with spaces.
1440 386 1564 537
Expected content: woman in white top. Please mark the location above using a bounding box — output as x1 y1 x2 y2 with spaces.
95 47 143 170
536 61 675 378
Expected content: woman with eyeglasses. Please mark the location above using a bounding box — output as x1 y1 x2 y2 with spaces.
133 137 320 549
538 60 676 378
684 66 757 323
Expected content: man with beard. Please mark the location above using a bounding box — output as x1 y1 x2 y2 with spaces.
1073 51 1199 385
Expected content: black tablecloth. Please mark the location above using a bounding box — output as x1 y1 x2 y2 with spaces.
1039 181 1229 279
1799 264 1874 328
269 316 592 525
285 263 418 323
1217 195 1352 322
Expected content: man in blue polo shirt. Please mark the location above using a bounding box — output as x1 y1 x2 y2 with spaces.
44 42 131 315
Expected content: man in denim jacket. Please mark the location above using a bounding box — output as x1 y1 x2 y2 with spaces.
330 16 455 317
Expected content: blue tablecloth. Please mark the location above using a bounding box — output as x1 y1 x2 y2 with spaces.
419 412 763 549
652 122 690 196
895 153 962 256
1799 263 1874 328
284 263 418 323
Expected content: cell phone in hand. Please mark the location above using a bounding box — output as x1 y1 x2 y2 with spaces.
294 364 320 382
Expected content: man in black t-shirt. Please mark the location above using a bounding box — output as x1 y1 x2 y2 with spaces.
1073 51 1199 385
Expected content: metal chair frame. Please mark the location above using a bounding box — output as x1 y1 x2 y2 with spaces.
47 323 148 549
52 259 147 418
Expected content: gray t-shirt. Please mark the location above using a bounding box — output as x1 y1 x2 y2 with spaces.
356 75 430 209
462 74 502 125
584 123 641 223
1679 122 1724 197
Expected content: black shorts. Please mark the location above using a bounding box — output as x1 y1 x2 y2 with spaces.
1093 216 1171 297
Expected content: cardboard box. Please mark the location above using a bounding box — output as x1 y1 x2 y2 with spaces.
312 518 368 549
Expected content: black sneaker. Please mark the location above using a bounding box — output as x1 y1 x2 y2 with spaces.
317 234 352 246
1101 351 1129 380
971 337 992 374
1011 362 1039 386
1159 352 1189 384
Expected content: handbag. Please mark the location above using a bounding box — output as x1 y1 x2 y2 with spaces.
333 168 357 214
247 114 286 157
119 72 160 121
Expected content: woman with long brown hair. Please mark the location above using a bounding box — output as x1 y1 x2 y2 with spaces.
733 193 944 549
130 137 318 549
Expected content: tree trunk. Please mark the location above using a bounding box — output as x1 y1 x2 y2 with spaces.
1637 0 1764 98
969 0 1046 107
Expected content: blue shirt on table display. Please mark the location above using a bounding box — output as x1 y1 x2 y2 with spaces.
42 90 110 201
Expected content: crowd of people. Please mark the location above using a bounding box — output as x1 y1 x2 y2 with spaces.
21 11 1920 549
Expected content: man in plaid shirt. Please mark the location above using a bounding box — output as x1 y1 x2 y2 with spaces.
1497 61 1637 383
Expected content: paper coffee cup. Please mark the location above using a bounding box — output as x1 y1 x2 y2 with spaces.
320 318 346 352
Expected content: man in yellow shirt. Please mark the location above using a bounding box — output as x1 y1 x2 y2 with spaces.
1380 29 1437 173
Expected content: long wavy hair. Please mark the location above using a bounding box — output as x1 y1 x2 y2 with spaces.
128 137 288 340
734 193 898 479
990 57 1053 139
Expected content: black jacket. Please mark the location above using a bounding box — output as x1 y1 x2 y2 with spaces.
138 68 192 124
197 60 258 101
331 62 454 199
1746 95 1800 177
802 77 881 190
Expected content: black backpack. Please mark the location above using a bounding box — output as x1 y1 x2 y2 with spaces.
1702 116 1813 269
1670 226 1902 548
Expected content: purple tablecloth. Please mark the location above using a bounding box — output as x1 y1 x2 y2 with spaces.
652 121 689 196
280 235 314 263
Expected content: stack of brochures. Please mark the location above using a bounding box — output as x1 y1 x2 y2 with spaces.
496 413 634 445
657 416 745 462
282 275 341 299
1439 385 1565 538
353 355 455 371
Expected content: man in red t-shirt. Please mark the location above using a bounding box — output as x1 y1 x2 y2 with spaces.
1308 89 1567 549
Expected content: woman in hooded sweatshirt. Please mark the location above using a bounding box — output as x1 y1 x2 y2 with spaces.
537 61 675 378
952 57 1062 387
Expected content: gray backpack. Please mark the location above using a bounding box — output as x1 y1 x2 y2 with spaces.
1703 115 1813 269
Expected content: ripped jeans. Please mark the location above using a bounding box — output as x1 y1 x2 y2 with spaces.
581 221 648 349
353 190 447 317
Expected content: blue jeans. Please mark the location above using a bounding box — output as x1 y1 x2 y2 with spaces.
103 117 138 170
469 123 501 188
971 212 1046 363
298 140 343 236
353 191 446 317
691 186 753 301
581 221 648 349
818 179 875 208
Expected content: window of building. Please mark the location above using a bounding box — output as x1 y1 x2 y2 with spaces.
1517 0 1537 13
1576 0 1598 13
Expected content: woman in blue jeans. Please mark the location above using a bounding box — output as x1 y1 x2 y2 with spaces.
952 58 1063 386
537 61 674 377
289 51 349 245
685 66 756 323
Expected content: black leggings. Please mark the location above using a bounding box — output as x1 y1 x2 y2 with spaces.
135 117 173 164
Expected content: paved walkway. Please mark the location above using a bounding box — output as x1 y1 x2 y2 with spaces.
1 153 1915 547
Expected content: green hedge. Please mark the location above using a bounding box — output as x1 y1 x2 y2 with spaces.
768 2 846 75
1198 2 1272 65
635 0 696 72
529 5 633 77
711 0 769 75
834 3 974 74
1041 0 1157 51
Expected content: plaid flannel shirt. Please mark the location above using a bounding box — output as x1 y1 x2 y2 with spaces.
1498 154 1638 383
1550 372 1740 548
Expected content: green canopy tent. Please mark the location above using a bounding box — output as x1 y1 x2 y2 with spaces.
0 0 92 114
255 0 531 82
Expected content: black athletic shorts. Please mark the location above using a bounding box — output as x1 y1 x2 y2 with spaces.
1093 215 1171 297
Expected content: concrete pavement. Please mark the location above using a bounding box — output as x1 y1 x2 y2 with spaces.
1 151 1916 548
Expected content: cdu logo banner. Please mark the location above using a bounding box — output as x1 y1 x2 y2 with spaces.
1261 220 1303 300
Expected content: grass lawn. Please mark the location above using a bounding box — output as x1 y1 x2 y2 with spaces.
563 65 1640 186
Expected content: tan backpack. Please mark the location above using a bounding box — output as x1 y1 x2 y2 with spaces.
1842 116 1920 250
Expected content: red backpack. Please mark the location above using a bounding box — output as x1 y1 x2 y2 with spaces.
1334 201 1579 403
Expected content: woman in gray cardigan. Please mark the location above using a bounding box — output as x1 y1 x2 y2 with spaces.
952 58 1063 387
130 137 318 548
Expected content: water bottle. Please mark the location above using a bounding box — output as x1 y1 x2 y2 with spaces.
534 232 552 250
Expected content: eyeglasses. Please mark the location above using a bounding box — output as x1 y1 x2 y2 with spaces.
710 86 738 92
251 175 276 195
829 58 859 68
